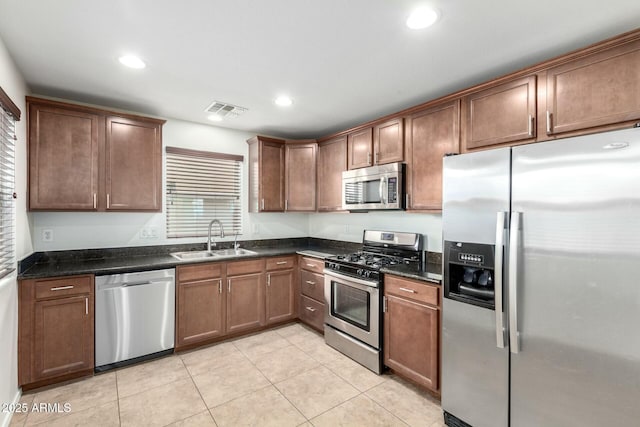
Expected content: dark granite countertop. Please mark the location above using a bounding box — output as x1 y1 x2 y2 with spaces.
18 238 357 280
381 265 442 284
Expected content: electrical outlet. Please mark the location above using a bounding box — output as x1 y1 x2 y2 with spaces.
149 227 158 238
42 229 54 242
252 223 259 234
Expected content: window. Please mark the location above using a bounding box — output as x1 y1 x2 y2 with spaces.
0 87 19 279
166 147 243 238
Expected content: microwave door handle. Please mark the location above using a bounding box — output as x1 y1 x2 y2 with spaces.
380 176 387 204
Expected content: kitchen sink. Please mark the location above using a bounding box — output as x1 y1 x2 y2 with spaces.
211 248 258 257
170 248 257 261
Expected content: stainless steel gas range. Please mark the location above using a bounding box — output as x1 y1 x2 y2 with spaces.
324 230 424 374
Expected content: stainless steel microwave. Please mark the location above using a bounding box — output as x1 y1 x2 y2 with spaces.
342 162 405 211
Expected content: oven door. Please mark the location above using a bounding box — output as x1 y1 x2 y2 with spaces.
324 270 380 349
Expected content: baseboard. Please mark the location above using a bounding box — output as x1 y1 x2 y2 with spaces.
0 388 21 427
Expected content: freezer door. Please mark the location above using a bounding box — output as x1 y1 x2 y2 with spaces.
441 149 510 427
442 148 511 244
510 127 640 426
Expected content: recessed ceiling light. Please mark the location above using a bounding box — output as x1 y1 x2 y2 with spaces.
275 96 293 107
118 55 146 69
207 114 223 122
406 7 439 29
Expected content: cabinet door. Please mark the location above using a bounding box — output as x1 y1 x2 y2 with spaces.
226 273 265 334
266 269 295 324
374 118 404 164
384 294 439 391
405 101 460 211
317 136 347 211
33 295 93 381
260 140 285 211
28 103 99 210
347 128 373 169
285 142 317 211
176 278 224 349
546 39 640 135
463 76 536 150
105 116 162 211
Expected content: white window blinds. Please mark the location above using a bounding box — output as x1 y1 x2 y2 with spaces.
166 147 243 238
0 88 18 279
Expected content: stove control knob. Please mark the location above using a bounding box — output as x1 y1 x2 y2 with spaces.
356 269 363 276
364 270 370 278
335 264 340 270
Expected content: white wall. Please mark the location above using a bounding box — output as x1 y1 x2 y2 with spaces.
31 119 309 251
0 35 31 427
308 212 442 252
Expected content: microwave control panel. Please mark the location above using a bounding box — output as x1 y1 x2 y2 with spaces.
387 177 397 203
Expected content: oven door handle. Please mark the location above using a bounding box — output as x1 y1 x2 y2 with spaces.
323 269 379 289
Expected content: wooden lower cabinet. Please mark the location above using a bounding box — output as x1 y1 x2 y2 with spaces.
19 275 94 388
266 255 296 325
383 275 440 392
298 255 326 332
176 278 224 348
227 272 265 334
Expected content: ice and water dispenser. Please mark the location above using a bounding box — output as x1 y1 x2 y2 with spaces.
444 241 496 310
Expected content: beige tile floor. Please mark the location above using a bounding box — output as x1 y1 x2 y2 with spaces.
10 323 444 427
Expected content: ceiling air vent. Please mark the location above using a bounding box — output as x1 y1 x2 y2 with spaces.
205 100 248 119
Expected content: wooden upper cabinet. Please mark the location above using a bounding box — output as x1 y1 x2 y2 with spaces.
317 136 347 211
374 118 404 164
285 141 317 211
105 116 162 211
28 102 99 210
405 101 460 211
546 38 640 135
462 76 536 151
247 136 285 212
27 97 165 212
347 127 373 169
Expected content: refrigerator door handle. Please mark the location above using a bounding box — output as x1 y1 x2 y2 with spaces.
495 211 507 348
509 211 522 353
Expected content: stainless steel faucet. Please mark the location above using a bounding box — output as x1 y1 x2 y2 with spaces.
233 232 240 250
207 219 225 251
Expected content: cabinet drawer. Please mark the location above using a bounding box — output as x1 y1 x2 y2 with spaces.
385 275 439 306
35 275 92 300
178 263 224 282
300 295 325 332
266 255 296 271
300 270 324 301
227 258 264 276
300 256 324 274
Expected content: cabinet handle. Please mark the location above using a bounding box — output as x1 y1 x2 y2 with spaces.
228 279 231 293
218 279 222 294
405 193 410 209
305 306 316 312
267 273 271 286
383 296 388 313
285 200 288 211
527 114 534 137
107 193 110 209
93 193 97 209
276 261 288 265
374 152 379 164
306 263 316 268
305 280 315 285
51 285 74 291
367 152 372 165
261 199 265 211
85 297 88 315
546 111 552 134
398 287 416 293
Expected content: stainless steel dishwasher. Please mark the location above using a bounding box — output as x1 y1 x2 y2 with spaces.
95 268 175 371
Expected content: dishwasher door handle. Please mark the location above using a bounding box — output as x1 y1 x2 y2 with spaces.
121 280 153 288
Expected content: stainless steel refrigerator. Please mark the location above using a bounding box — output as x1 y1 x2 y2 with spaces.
441 127 640 427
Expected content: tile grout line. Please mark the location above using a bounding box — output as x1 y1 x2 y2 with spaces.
114 372 122 427
176 355 217 425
